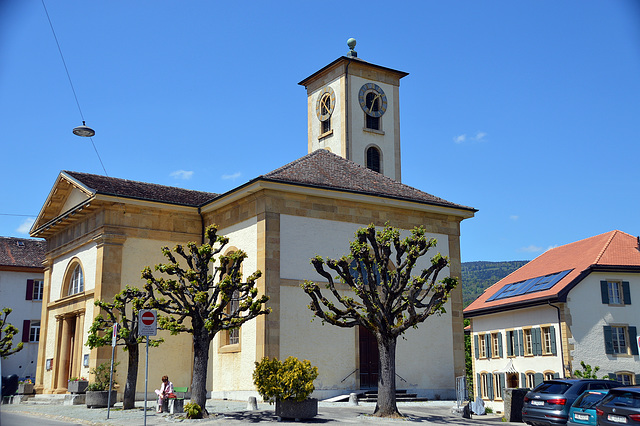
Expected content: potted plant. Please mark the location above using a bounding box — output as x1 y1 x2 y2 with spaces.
253 356 319 419
86 362 118 408
68 377 88 394
17 378 34 395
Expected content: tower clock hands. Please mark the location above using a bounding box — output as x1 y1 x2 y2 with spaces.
368 93 381 114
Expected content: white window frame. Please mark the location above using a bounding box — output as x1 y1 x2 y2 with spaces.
32 280 44 301
492 333 500 358
611 326 628 354
542 326 552 354
479 334 487 358
29 320 40 342
523 328 533 355
608 281 623 305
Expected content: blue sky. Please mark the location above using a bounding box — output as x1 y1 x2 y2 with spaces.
1 1 638 262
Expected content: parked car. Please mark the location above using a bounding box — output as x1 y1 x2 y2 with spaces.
596 386 640 426
522 379 622 426
566 389 609 426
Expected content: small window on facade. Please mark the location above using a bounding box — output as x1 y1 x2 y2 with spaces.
29 320 40 342
493 373 503 399
481 373 489 399
492 333 501 358
33 280 44 301
321 117 331 134
479 334 487 358
542 327 552 354
524 329 533 355
608 281 623 304
68 265 84 295
612 326 628 354
228 290 240 345
544 372 555 381
616 373 633 385
526 373 535 388
366 147 381 173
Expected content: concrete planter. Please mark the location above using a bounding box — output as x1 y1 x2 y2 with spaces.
86 390 117 408
67 380 89 394
275 398 318 419
17 383 34 395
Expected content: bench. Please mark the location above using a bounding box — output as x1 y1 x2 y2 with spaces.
159 386 188 414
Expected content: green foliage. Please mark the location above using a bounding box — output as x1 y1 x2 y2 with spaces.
253 356 318 403
87 361 119 391
184 402 202 419
0 307 23 359
464 318 474 399
573 361 602 379
461 261 528 307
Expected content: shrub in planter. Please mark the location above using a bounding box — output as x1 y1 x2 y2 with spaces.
68 377 88 394
86 362 119 408
17 379 34 395
253 356 319 419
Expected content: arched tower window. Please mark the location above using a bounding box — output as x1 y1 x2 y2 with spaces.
365 92 380 130
366 146 381 173
62 259 84 297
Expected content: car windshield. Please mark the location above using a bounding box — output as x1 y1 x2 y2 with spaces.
610 393 640 408
533 382 572 394
573 392 606 408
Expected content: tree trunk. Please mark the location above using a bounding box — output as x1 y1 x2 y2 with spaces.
123 343 139 410
374 334 401 417
191 329 211 415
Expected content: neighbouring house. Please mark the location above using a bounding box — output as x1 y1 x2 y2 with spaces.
29 44 476 400
464 230 640 413
0 236 46 380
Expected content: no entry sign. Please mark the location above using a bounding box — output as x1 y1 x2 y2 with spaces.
138 309 157 336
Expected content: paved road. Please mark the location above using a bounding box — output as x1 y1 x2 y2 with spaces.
1 411 84 426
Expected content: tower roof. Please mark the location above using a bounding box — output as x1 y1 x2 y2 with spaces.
298 56 408 88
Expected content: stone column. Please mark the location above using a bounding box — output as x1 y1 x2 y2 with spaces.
72 311 85 378
35 258 52 394
55 316 73 393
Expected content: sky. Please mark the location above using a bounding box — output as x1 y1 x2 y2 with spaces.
0 0 639 262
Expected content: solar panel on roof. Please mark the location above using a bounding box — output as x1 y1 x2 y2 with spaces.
486 269 573 302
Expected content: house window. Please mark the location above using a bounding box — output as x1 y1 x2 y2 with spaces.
67 264 84 295
492 333 501 358
493 373 503 399
365 93 381 130
29 320 40 342
507 330 516 356
612 326 628 354
616 372 634 385
542 326 554 354
526 372 535 388
604 325 638 356
609 281 623 304
228 290 240 345
479 334 487 358
366 146 381 173
321 117 331 134
524 329 533 355
544 372 555 381
33 280 44 301
481 373 489 399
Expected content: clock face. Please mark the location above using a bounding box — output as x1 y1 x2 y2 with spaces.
315 86 336 121
358 83 387 117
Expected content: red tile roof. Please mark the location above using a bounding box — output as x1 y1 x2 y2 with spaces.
464 230 640 316
0 237 46 269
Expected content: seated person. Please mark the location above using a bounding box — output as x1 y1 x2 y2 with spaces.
154 375 173 412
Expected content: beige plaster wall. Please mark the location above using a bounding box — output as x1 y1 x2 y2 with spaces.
49 242 97 301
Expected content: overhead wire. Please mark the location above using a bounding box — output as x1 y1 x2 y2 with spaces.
41 0 109 177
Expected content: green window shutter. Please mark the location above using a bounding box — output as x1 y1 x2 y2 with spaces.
603 326 614 354
477 373 482 398
609 373 617 380
601 281 609 304
500 373 506 397
550 326 557 355
486 334 492 359
629 326 638 355
506 331 513 356
635 374 640 385
488 373 494 400
553 372 559 379
521 373 526 388
534 328 542 355
518 329 524 356
498 332 503 358
474 335 479 359
534 373 543 387
622 282 631 305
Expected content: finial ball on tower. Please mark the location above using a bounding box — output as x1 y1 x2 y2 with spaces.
347 38 356 50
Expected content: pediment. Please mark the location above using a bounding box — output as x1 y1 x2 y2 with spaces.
31 172 94 235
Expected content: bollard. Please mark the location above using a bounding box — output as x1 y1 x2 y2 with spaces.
349 393 358 406
247 396 258 410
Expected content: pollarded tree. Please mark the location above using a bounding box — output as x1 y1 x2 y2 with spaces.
86 286 163 409
0 307 23 358
301 223 457 417
142 224 270 414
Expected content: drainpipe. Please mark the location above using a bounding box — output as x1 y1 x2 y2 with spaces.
547 301 566 378
198 206 205 244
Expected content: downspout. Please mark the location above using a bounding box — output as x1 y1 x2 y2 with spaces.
547 301 566 378
198 206 205 244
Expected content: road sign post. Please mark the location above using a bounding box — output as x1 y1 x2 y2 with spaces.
139 309 157 426
107 322 118 419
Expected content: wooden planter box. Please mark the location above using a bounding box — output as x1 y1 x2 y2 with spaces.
17 383 34 395
275 398 318 419
68 380 89 394
86 390 117 408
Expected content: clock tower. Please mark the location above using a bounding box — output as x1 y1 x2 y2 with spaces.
298 39 408 181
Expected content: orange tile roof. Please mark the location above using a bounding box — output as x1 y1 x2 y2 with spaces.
464 230 640 316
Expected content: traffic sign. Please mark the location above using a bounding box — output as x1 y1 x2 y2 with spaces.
138 309 157 336
112 323 118 347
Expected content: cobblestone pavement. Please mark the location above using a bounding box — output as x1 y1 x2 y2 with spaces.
1 399 506 425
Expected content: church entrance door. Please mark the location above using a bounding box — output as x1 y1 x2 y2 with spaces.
359 326 379 389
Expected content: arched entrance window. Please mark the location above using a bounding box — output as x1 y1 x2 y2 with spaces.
366 146 381 173
62 259 84 297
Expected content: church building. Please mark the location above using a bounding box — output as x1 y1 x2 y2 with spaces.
30 41 476 400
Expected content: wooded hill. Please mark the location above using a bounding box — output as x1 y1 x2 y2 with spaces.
461 260 529 307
